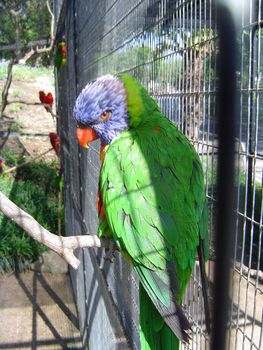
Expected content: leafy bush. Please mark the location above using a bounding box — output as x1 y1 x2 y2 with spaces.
2 148 18 166
0 160 63 272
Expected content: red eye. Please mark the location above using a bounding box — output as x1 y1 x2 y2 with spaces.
100 110 112 121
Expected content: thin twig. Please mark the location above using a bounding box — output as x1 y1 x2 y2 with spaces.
7 101 42 106
43 104 60 120
46 0 54 46
6 100 60 119
0 191 112 269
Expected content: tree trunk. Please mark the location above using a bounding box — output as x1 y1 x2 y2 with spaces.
1 59 14 119
10 9 22 60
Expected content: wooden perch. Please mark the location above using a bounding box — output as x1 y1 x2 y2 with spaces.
0 191 112 269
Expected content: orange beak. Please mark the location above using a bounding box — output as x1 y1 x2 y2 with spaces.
76 127 98 149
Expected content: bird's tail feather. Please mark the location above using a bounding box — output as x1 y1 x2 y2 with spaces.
140 283 179 350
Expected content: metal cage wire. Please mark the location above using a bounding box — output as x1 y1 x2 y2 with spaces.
54 0 263 349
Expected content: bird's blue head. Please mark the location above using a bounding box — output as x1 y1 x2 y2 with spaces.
73 75 128 146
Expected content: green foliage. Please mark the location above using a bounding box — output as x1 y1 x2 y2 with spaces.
1 148 17 166
10 121 22 132
14 64 53 81
0 65 8 80
0 0 52 61
0 159 63 272
15 161 60 196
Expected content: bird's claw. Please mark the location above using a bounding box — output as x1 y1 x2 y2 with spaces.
104 241 117 263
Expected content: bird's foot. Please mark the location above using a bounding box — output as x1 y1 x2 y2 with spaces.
104 241 117 263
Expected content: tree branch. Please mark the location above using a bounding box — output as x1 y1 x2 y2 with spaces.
7 100 43 106
19 46 52 64
46 0 54 46
19 0 55 64
0 191 113 269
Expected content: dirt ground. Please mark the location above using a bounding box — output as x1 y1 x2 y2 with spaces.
0 74 57 162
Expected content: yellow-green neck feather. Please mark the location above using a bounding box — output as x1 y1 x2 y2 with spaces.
118 74 160 127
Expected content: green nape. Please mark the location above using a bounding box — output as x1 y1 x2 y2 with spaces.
118 74 160 127
140 284 179 350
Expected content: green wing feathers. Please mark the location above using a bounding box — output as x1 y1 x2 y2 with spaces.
99 110 208 344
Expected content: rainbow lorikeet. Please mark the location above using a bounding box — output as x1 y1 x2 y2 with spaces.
73 75 209 349
55 35 67 70
49 132 60 158
39 91 54 112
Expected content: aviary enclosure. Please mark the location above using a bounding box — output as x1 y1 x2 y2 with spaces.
54 0 262 349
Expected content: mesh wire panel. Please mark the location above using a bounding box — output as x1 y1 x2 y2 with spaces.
55 0 263 349
227 2 263 350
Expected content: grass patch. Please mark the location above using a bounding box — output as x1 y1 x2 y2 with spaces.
1 148 18 166
0 65 8 80
9 121 23 132
0 159 63 272
0 64 53 83
13 65 53 82
8 102 23 114
12 87 23 97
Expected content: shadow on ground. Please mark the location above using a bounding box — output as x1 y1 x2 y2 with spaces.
0 271 82 350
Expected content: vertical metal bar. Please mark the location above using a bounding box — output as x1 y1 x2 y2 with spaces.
212 3 237 350
245 9 258 286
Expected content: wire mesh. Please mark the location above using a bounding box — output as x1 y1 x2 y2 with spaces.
54 0 263 349
227 2 263 350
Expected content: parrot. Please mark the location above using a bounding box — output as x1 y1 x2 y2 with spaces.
45 92 54 106
39 90 46 104
49 132 61 158
73 74 209 349
39 91 54 113
55 35 67 71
